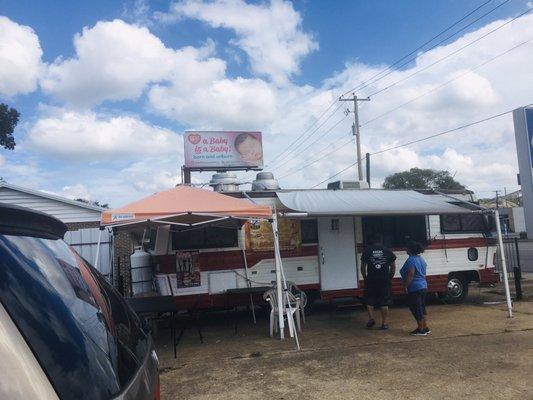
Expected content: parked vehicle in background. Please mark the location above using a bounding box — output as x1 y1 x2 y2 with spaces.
0 203 160 400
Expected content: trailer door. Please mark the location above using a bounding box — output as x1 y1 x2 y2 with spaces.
317 217 358 290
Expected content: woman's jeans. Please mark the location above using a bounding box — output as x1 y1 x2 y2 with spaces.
408 289 427 322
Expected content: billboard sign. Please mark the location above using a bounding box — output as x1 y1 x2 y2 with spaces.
184 131 263 170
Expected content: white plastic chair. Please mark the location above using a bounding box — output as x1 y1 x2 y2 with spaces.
263 289 301 337
286 281 307 324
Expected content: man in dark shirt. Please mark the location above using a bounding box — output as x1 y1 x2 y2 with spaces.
361 234 396 329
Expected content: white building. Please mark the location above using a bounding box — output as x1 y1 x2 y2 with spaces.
0 181 113 278
0 181 103 228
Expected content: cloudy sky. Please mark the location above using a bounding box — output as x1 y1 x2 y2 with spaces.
0 0 532 206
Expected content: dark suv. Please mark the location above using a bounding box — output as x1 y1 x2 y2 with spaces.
0 203 159 400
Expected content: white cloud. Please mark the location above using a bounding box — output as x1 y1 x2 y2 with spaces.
27 110 181 160
121 158 181 192
5 9 533 204
0 16 43 97
38 18 279 128
60 183 91 200
267 13 533 194
148 76 277 128
157 0 318 84
41 19 182 107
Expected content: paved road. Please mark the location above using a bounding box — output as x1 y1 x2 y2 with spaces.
519 240 533 272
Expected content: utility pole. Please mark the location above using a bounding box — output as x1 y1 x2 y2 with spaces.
504 187 508 208
494 190 500 209
339 94 370 181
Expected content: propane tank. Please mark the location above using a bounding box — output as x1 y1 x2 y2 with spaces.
130 247 152 295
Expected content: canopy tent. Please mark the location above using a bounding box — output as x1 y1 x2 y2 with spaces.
101 185 272 229
277 189 478 216
99 185 300 346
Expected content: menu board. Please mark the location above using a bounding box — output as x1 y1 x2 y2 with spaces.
246 219 301 252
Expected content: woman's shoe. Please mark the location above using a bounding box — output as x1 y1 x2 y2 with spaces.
410 328 427 336
366 318 376 328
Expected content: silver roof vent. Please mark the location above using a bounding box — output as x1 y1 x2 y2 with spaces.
209 172 240 192
252 172 279 191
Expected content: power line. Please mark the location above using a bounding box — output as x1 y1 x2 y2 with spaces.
272 113 350 173
361 36 533 127
339 0 503 98
309 106 521 188
279 136 355 179
268 0 505 168
311 157 365 189
267 0 510 167
292 10 532 185
266 101 342 168
370 109 513 156
366 7 532 98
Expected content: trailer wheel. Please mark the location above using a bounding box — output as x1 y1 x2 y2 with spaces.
442 275 468 303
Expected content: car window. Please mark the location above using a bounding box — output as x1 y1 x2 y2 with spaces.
0 234 148 400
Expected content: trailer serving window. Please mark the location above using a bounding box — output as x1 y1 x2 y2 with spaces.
300 219 318 244
440 214 491 233
172 226 238 250
362 215 428 248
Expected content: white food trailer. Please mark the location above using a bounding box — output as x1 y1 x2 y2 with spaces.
148 187 501 309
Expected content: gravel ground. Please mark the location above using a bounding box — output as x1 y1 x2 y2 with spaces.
156 279 533 400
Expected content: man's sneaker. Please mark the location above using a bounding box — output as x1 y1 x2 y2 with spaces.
366 318 376 328
423 327 431 334
410 328 427 336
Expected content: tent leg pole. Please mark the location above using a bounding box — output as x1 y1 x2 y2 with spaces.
94 228 102 270
273 212 300 349
272 214 285 339
242 249 256 324
495 210 513 318
278 246 300 350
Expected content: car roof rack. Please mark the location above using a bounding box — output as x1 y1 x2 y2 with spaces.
0 202 67 239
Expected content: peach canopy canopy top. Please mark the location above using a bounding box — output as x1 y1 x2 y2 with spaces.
101 185 272 226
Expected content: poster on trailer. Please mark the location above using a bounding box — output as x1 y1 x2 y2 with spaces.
184 131 264 169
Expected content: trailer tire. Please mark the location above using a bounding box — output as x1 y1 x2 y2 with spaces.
442 274 469 303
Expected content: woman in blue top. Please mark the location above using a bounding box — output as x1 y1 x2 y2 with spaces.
400 241 430 336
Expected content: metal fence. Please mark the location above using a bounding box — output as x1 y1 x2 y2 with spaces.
495 236 523 299
64 228 113 282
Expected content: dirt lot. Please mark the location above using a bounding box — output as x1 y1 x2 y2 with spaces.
157 278 533 400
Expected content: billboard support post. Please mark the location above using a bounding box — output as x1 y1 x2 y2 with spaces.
182 166 191 184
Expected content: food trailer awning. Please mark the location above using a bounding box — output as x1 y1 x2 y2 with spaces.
101 185 272 229
277 190 478 216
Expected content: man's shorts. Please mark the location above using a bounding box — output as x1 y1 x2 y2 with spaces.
363 280 392 308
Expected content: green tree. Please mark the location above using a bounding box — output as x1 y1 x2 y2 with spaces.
75 198 110 209
0 104 20 150
383 168 465 190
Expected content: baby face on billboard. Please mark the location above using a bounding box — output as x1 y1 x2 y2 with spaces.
234 133 263 164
